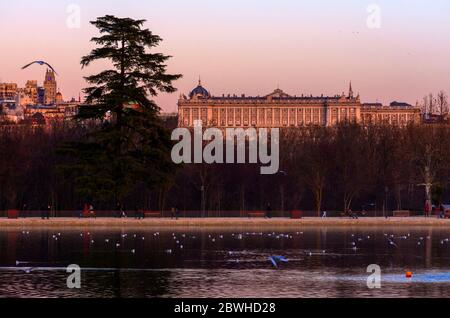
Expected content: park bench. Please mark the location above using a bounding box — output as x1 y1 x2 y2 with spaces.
291 210 303 219
248 212 266 218
393 210 410 217
144 211 162 218
7 210 19 219
82 210 96 218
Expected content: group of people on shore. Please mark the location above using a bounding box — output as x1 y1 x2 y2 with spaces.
424 202 448 219
10 201 448 219
78 203 181 220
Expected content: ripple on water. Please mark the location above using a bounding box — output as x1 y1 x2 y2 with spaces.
1 227 450 298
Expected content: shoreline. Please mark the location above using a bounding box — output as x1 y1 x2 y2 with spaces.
0 217 449 229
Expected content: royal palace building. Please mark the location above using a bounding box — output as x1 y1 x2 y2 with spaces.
178 80 421 128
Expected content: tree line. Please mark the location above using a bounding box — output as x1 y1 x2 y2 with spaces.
422 91 449 118
0 122 448 215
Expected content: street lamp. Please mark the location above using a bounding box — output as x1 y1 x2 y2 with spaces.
200 185 205 218
278 171 288 216
384 186 389 218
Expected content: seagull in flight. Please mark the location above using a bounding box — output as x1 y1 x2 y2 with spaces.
268 255 288 268
22 60 58 75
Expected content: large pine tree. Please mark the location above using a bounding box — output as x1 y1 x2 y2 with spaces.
61 15 182 207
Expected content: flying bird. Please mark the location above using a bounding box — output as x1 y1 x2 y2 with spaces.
268 255 288 268
21 60 58 75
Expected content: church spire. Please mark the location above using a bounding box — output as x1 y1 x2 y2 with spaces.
349 81 354 98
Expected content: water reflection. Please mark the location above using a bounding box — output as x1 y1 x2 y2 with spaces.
0 227 449 298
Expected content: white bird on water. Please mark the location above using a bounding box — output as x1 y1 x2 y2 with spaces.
388 239 398 248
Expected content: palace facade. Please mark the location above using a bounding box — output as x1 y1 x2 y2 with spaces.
178 81 421 128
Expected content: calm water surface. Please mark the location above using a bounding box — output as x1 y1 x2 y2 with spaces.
0 227 450 298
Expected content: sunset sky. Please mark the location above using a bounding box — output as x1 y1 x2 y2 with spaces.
1 0 449 112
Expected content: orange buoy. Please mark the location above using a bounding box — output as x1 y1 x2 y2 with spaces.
406 271 412 278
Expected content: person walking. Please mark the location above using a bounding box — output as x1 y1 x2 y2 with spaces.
89 204 96 218
424 200 431 218
266 203 272 219
121 204 127 218
115 202 121 218
171 207 180 220
21 203 28 219
78 204 84 218
134 206 143 220
439 204 445 219
46 204 51 219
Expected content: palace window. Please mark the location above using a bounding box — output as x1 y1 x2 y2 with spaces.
183 108 190 126
305 108 312 125
235 108 242 126
349 108 357 122
290 109 296 126
227 108 234 126
274 109 280 125
220 109 226 126
243 108 249 126
192 108 199 122
313 109 320 125
251 108 257 126
341 108 348 122
297 108 304 126
282 109 288 126
400 114 407 125
201 108 208 125
212 109 218 126
391 114 398 125
267 109 273 125
331 108 338 124
258 109 266 125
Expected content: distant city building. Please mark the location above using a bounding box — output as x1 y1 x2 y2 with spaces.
178 80 422 128
55 91 64 104
25 105 64 124
17 88 34 106
37 87 46 104
360 102 421 126
25 80 38 104
160 112 178 120
43 69 57 105
0 71 82 125
422 113 450 125
0 83 20 122
0 83 18 100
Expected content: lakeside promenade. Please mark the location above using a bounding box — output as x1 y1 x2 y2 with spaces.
0 217 449 229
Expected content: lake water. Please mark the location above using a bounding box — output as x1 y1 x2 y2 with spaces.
0 227 450 298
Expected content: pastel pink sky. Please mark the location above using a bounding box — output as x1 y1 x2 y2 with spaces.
1 0 449 112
